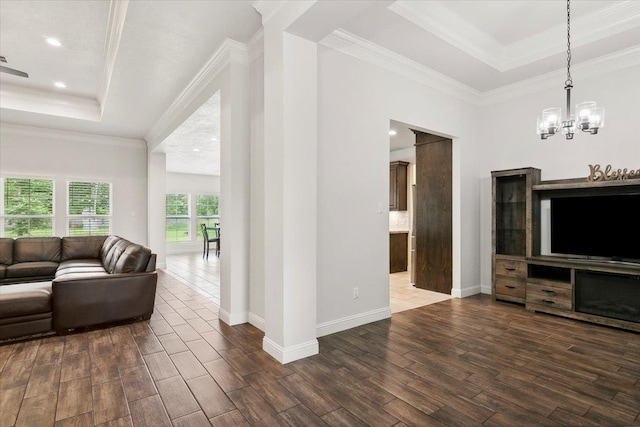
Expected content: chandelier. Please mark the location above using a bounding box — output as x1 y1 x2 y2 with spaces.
537 0 604 140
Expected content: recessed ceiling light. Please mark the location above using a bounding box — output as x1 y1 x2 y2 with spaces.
193 148 200 152
389 130 397 136
210 137 218 141
46 37 62 47
54 81 66 88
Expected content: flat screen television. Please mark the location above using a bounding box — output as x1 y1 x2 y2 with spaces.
550 194 640 263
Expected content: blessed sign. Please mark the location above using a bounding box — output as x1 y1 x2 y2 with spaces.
587 164 640 182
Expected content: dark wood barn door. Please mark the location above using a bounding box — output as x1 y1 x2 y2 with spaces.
414 131 452 294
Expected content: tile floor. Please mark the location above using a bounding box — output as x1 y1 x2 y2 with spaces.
389 271 451 313
165 253 220 306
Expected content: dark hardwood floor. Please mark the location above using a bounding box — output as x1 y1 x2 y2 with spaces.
1 269 639 426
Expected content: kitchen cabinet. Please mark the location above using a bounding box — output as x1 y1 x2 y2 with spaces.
390 232 408 273
389 161 408 211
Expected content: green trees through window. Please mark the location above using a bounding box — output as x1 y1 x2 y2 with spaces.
166 194 190 242
165 194 219 242
2 178 54 237
196 195 219 240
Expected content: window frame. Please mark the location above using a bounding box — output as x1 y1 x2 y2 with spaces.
195 194 220 240
166 193 191 242
0 176 56 237
66 180 113 236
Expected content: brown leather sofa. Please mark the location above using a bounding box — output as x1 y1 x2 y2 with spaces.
0 235 157 340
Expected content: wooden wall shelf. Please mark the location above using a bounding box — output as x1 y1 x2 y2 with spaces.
533 177 640 192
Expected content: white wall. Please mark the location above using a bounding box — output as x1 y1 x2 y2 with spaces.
166 171 220 194
148 152 167 265
249 50 266 328
0 124 148 244
478 64 640 293
316 46 483 331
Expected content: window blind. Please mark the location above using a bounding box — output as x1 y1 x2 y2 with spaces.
67 181 111 236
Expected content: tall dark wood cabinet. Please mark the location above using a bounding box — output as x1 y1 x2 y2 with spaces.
389 161 408 211
491 167 541 303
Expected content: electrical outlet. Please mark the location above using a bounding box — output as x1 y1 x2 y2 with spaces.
353 287 359 299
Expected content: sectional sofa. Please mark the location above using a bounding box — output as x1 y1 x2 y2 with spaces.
0 235 157 340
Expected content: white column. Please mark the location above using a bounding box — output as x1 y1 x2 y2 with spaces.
147 151 166 268
261 2 319 363
219 58 251 325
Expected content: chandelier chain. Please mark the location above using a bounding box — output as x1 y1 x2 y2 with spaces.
565 0 572 87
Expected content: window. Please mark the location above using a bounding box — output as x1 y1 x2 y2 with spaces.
166 194 190 242
67 181 112 236
1 177 54 237
196 195 219 240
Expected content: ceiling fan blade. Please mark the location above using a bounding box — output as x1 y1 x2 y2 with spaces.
0 65 29 78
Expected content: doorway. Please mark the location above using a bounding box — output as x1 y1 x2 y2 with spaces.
388 121 453 312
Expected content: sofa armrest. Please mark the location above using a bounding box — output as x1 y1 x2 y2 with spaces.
52 271 157 331
146 254 157 272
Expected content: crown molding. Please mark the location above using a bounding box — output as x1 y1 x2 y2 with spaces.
0 122 146 149
0 84 101 121
248 28 264 63
97 0 129 112
389 0 640 72
319 29 640 108
482 45 640 106
503 1 640 70
252 0 287 25
389 1 503 70
320 29 483 106
145 39 249 148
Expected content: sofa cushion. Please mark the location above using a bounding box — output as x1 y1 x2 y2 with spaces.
13 237 61 263
6 261 59 279
0 265 6 279
0 238 13 265
102 236 125 273
61 236 108 261
114 244 152 274
58 259 104 270
56 259 108 280
55 269 110 281
0 282 52 319
100 235 120 261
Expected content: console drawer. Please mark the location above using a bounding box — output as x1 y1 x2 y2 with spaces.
495 258 526 278
495 277 526 299
527 283 572 311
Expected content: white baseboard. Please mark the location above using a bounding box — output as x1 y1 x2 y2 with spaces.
218 308 248 326
156 262 167 269
248 313 265 331
263 337 319 364
316 306 391 338
165 242 202 255
452 285 481 298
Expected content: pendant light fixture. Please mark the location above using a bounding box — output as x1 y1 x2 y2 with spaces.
537 0 604 140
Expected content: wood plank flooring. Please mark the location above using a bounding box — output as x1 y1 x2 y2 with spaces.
1 269 640 426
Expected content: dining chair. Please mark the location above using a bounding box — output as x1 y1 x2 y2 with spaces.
201 223 219 259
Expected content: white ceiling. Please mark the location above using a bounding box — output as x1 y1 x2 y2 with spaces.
390 120 416 153
162 92 220 176
1 0 639 175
